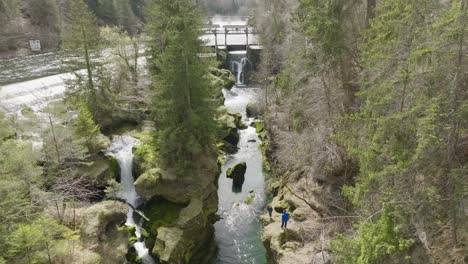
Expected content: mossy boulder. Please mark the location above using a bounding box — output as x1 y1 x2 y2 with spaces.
80 201 129 264
141 198 185 251
244 193 255 205
133 143 157 178
134 168 194 204
252 121 265 133
230 112 247 130
226 162 247 187
209 67 236 90
81 154 119 189
246 103 262 118
216 108 240 154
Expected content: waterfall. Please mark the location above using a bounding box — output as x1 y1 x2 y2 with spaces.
106 135 156 264
231 56 252 86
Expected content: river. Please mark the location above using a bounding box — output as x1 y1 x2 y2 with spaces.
213 49 267 263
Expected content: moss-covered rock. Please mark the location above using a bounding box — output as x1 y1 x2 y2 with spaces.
230 112 247 130
246 103 263 118
81 154 119 189
80 201 129 264
226 162 247 187
209 67 236 90
216 107 240 154
133 143 157 178
244 193 256 205
134 168 195 204
154 227 185 264
141 198 185 251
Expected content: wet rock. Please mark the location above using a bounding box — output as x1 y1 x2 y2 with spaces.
216 107 240 154
226 162 247 187
80 201 129 264
229 112 247 130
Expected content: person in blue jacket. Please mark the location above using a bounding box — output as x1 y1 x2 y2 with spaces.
281 209 290 228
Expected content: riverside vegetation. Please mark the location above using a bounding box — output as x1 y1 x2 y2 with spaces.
254 0 466 263
0 0 235 263
0 0 466 264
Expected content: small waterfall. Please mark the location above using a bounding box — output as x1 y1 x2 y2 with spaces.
106 135 156 264
230 54 252 86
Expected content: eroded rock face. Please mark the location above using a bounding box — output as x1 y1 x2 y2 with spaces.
135 168 193 204
80 201 129 264
226 162 247 187
136 150 219 264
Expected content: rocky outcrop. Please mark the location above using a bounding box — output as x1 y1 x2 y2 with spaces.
80 154 119 190
226 162 247 187
246 103 263 118
135 149 219 264
80 201 129 264
216 107 241 154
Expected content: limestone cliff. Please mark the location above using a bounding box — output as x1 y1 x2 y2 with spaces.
134 147 219 264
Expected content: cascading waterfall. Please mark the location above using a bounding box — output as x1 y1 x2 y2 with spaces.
231 56 252 85
106 135 156 264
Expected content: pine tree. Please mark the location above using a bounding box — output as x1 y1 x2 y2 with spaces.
75 101 100 150
62 0 100 109
147 0 216 175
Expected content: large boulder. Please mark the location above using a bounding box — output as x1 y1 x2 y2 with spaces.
216 107 240 154
154 227 186 264
246 103 263 118
80 155 119 190
226 162 247 187
80 201 129 264
135 168 193 204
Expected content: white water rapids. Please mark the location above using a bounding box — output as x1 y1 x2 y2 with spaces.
106 135 156 264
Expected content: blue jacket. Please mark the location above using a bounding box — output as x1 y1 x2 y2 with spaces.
282 212 289 222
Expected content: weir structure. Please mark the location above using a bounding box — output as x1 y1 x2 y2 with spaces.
201 17 261 86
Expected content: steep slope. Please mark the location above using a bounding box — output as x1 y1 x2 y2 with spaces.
254 0 467 263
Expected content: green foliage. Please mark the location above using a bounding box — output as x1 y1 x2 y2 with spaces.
0 112 15 141
332 206 414 264
62 0 100 51
142 198 184 250
0 0 19 20
28 0 61 32
75 101 101 150
88 0 141 34
6 218 70 264
294 0 346 62
333 0 467 261
147 0 216 175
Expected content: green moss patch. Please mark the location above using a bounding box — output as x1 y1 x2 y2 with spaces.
141 198 185 251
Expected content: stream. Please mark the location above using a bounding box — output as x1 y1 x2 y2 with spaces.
106 136 156 264
213 50 267 263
